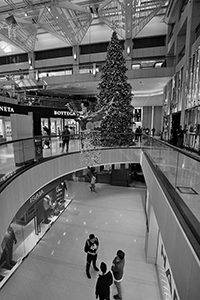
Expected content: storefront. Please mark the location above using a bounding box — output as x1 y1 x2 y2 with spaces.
156 232 180 300
144 190 180 300
0 176 73 280
183 47 200 152
162 83 171 141
0 101 78 141
41 117 79 137
162 67 183 142
0 108 14 141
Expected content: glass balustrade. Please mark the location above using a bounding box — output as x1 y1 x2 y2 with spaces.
0 132 200 286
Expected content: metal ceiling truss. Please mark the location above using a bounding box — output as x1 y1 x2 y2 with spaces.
0 0 168 51
54 5 92 45
132 0 166 37
0 0 39 51
38 4 92 45
97 0 166 39
38 7 72 44
98 0 125 39
0 18 37 52
0 0 92 49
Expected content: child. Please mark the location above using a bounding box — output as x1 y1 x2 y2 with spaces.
90 175 96 192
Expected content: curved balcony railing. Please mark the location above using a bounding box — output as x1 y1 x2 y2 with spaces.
142 137 200 252
1 133 200 232
0 133 200 289
1 133 200 194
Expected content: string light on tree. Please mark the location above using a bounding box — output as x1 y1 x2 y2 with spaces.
96 31 134 146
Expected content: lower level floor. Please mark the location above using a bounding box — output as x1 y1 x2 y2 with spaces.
0 182 161 300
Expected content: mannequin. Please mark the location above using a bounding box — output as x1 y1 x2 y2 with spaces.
0 225 17 269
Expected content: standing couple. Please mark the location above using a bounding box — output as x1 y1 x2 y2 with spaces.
84 234 125 300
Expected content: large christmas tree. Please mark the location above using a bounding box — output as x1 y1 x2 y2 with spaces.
97 31 133 146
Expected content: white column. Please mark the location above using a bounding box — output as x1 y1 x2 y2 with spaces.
151 106 154 132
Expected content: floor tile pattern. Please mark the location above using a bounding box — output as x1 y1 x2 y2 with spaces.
0 182 161 300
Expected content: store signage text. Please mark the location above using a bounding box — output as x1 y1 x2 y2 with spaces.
161 244 179 300
54 110 76 117
56 185 63 202
0 106 14 113
30 189 44 204
0 170 17 183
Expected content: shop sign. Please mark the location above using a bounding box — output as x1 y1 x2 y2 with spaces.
30 189 44 204
157 234 180 300
54 110 76 117
56 185 64 202
0 105 14 113
0 170 17 184
0 101 76 118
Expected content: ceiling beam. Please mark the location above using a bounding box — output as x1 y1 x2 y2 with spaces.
99 0 114 10
125 0 132 39
50 6 77 44
56 1 90 13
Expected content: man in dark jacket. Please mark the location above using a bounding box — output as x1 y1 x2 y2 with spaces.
111 250 125 300
61 125 70 153
84 233 99 279
95 262 113 300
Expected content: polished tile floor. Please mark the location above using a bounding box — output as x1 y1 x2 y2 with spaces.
0 182 161 300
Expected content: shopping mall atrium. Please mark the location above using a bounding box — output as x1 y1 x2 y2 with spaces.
0 0 200 300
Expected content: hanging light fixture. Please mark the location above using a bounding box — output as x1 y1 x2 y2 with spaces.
92 63 97 76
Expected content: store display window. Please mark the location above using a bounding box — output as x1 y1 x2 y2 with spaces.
183 106 200 152
156 233 180 300
5 121 11 137
0 119 3 138
186 46 200 109
0 179 72 285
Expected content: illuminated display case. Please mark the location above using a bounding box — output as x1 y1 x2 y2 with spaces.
184 47 200 152
184 107 200 152
171 68 183 113
163 67 183 118
186 47 200 109
162 84 171 141
162 67 183 141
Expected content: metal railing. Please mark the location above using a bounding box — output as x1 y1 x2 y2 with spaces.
0 133 200 284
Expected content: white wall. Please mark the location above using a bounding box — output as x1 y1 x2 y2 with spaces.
141 152 200 300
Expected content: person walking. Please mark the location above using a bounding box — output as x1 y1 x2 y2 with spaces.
176 125 184 147
111 250 125 300
42 126 51 148
84 233 99 279
95 262 113 300
138 126 142 142
61 125 70 153
151 128 155 136
90 174 96 192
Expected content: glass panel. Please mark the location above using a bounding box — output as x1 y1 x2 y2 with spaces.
0 134 200 241
0 177 74 282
